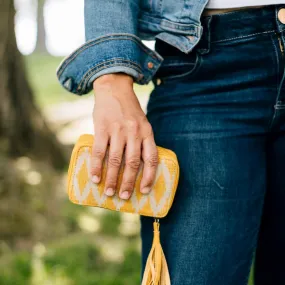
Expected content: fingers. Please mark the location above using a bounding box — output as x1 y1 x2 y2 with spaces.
90 128 109 183
140 134 158 194
91 122 158 200
104 127 125 197
119 133 142 200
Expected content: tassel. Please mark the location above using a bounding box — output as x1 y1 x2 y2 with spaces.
141 219 171 285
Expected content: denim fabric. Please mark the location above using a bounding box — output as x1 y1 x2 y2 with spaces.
56 0 211 95
141 5 285 285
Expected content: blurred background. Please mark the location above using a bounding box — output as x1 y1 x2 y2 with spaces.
0 1 254 284
0 0 154 284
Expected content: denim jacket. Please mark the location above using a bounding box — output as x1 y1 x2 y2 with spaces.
56 0 210 95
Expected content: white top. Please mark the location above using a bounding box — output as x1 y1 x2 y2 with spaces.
206 0 284 9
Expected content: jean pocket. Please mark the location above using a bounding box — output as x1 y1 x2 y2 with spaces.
153 51 202 85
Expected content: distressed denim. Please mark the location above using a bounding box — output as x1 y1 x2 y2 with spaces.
140 5 285 285
56 0 211 95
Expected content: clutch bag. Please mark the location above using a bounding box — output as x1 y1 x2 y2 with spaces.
67 134 180 284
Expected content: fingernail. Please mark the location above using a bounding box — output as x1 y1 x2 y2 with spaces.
141 187 151 194
105 188 114 196
120 191 130 200
92 175 100 183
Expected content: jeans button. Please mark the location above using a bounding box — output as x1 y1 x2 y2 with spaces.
156 78 162 85
147 62 154 69
278 8 285 24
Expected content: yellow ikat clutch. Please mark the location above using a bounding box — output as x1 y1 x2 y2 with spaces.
67 134 180 218
67 134 180 285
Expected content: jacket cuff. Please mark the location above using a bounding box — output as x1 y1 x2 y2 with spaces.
56 33 163 95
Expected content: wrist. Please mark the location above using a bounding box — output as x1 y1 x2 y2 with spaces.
93 73 134 88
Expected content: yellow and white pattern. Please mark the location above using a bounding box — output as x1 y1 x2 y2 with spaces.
67 134 180 218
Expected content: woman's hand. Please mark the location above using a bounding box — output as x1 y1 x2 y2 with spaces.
91 73 158 200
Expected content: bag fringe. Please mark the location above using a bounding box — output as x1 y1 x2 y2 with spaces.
141 220 171 285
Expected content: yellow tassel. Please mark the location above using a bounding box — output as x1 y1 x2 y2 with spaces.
141 219 171 285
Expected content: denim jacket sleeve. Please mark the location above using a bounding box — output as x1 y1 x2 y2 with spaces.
56 0 163 95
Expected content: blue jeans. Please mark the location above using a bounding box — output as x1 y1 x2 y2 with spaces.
140 5 285 285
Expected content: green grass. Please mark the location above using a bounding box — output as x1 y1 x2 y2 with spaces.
0 196 255 285
0 244 255 285
24 54 80 107
43 237 141 285
0 252 32 285
0 236 141 285
0 206 141 285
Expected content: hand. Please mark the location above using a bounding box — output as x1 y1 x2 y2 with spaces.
91 73 158 200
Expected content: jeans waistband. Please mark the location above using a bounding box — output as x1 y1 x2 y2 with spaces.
202 5 266 16
155 5 285 56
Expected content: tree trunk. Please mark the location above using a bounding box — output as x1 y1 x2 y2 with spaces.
35 0 47 54
0 0 67 249
0 0 67 169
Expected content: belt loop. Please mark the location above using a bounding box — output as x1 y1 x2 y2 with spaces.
197 15 213 55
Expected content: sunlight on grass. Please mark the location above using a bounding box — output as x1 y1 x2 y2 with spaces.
99 239 125 263
119 213 140 237
25 170 42 185
77 214 100 233
15 157 32 171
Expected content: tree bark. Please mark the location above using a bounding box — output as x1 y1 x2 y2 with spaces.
0 0 67 169
35 0 47 53
0 0 67 248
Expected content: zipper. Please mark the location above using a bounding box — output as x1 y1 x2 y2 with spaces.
277 33 284 57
